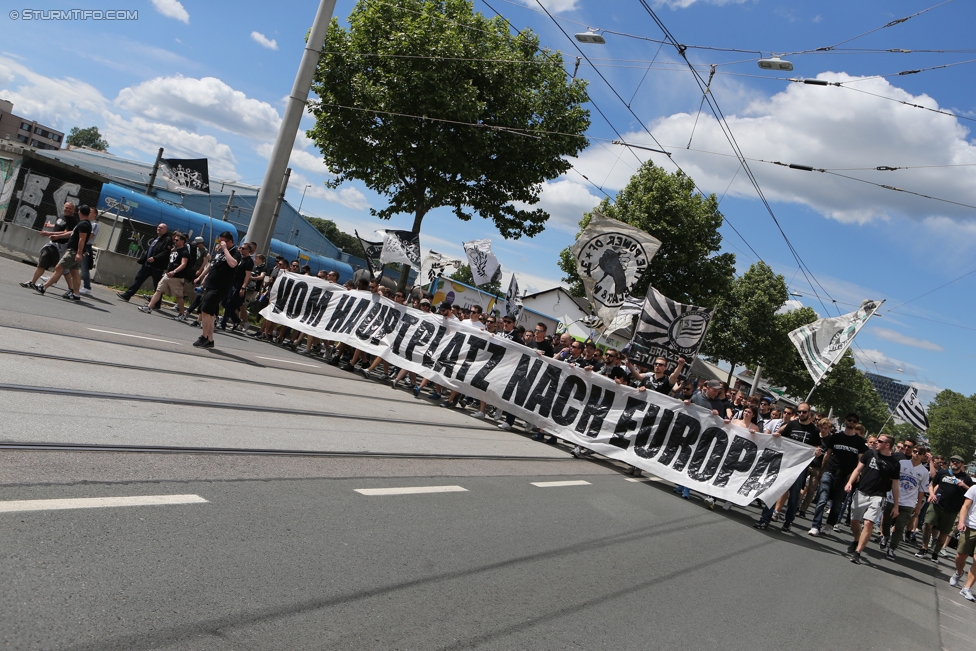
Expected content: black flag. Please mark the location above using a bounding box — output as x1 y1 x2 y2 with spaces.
355 230 385 278
160 158 210 193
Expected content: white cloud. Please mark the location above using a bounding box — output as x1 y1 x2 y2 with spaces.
250 31 279 51
288 171 370 211
151 0 189 23
515 178 601 233
516 0 579 12
0 55 107 130
102 113 238 178
116 76 282 140
871 327 943 352
575 73 976 226
854 348 918 375
657 0 748 8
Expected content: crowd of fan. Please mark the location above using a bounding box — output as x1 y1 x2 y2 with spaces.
19 219 976 598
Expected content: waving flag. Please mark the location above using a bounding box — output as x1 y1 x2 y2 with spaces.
463 239 501 286
895 386 929 431
355 230 385 278
504 273 522 320
630 286 713 375
377 229 421 268
420 251 463 286
788 299 884 385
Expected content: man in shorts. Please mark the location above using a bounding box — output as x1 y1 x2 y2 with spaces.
117 223 172 301
193 231 241 349
33 205 95 300
918 455 973 563
952 483 976 601
845 434 901 564
138 232 190 317
21 201 78 291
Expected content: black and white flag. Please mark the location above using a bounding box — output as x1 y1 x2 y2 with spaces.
463 239 501 286
569 211 661 326
355 230 385 278
789 299 883 385
160 158 210 193
605 295 643 339
377 229 422 269
504 273 522 320
895 386 929 431
630 286 713 375
420 251 463 286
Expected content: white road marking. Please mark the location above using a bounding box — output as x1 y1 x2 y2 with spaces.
531 480 591 488
87 328 180 344
625 477 663 483
256 356 320 368
355 485 468 496
0 494 208 513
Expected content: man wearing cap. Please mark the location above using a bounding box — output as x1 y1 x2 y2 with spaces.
754 402 819 531
918 454 973 563
808 412 867 537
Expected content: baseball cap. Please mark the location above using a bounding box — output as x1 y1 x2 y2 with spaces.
949 455 965 463
419 298 431 306
704 379 722 389
193 236 205 244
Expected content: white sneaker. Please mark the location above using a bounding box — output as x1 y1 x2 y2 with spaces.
808 527 820 537
78 287 92 295
471 411 486 419
961 587 976 602
950 572 963 587
39 275 49 284
722 501 732 511
497 422 512 431
704 497 715 509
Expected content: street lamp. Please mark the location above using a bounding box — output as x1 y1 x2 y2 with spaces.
575 29 605 45
289 184 312 245
298 183 312 214
758 56 793 71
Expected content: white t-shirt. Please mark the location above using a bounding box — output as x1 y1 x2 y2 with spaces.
889 460 930 507
763 418 783 435
468 319 486 330
965 485 976 529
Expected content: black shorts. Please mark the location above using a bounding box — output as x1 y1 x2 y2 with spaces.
200 288 224 316
38 244 60 269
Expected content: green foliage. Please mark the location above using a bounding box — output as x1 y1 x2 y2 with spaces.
882 421 923 442
450 264 502 296
66 126 108 151
702 261 788 372
307 0 590 241
807 352 892 434
926 390 976 460
761 306 819 398
305 216 360 254
557 161 735 308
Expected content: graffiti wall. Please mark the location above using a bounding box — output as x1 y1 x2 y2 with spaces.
3 159 102 231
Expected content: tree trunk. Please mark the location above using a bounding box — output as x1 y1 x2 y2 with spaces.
396 208 427 293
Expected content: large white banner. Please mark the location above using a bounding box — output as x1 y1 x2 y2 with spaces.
262 273 814 507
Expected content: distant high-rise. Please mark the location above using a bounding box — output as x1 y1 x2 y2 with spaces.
865 372 911 413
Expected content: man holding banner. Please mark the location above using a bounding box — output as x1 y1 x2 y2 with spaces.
754 403 820 532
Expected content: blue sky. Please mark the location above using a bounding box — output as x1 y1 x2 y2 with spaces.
2 0 975 405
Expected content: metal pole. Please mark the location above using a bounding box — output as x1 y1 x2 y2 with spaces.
273 167 291 247
749 364 762 397
146 147 163 195
244 0 337 256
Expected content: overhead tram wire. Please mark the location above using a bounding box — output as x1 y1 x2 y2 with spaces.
801 0 954 53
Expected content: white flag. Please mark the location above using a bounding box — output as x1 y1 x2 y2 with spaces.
895 386 929 431
504 273 522 320
420 251 463 286
463 239 501 286
604 295 643 338
569 211 662 326
788 299 884 385
377 229 421 268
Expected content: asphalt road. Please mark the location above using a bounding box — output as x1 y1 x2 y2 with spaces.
0 250 972 651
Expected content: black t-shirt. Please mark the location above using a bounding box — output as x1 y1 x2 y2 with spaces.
822 432 868 477
931 470 974 513
857 450 901 497
779 419 820 446
65 219 92 251
204 245 242 291
527 337 554 358
167 244 191 279
52 212 80 243
641 374 672 395
232 255 255 289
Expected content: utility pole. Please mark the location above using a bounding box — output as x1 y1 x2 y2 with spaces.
244 0 337 256
146 147 163 195
221 190 236 221
272 168 292 247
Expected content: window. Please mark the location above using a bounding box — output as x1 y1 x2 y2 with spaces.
30 139 40 147
52 134 61 142
16 134 28 143
20 122 31 131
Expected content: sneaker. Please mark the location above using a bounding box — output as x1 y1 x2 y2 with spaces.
753 521 769 530
681 488 691 499
879 536 888 550
116 292 129 301
961 587 976 602
850 551 862 565
847 541 858 554
886 548 896 561
33 284 45 295
360 368 372 380
914 548 930 558
771 511 782 522
390 378 400 389
797 511 807 519
19 281 36 289
412 385 422 398
931 553 940 564
428 392 442 401
808 527 820 537
704 497 715 509
781 522 792 533
174 313 187 322
201 339 214 349
571 445 582 458
192 336 208 348
39 276 49 284
950 572 963 587
531 433 546 441
471 411 486 419
78 287 92 295
498 422 513 431
62 291 79 301
138 305 152 314
722 501 732 511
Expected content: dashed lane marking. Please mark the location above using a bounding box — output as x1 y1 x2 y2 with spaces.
355 485 468 496
0 494 208 513
625 477 664 483
531 480 591 488
87 328 180 344
256 356 321 368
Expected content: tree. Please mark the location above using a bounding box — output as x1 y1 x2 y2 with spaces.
308 0 590 289
927 390 976 460
557 161 735 307
305 216 360 254
66 126 108 150
806 352 891 434
882 421 923 442
761 305 820 398
702 261 788 378
450 264 502 297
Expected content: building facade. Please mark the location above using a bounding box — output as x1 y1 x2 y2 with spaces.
865 372 911 413
0 99 63 150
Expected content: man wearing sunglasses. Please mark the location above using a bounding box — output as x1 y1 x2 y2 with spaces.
630 356 687 396
755 402 819 532
918 455 973 564
845 434 901 564
808 413 868 537
878 441 928 560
